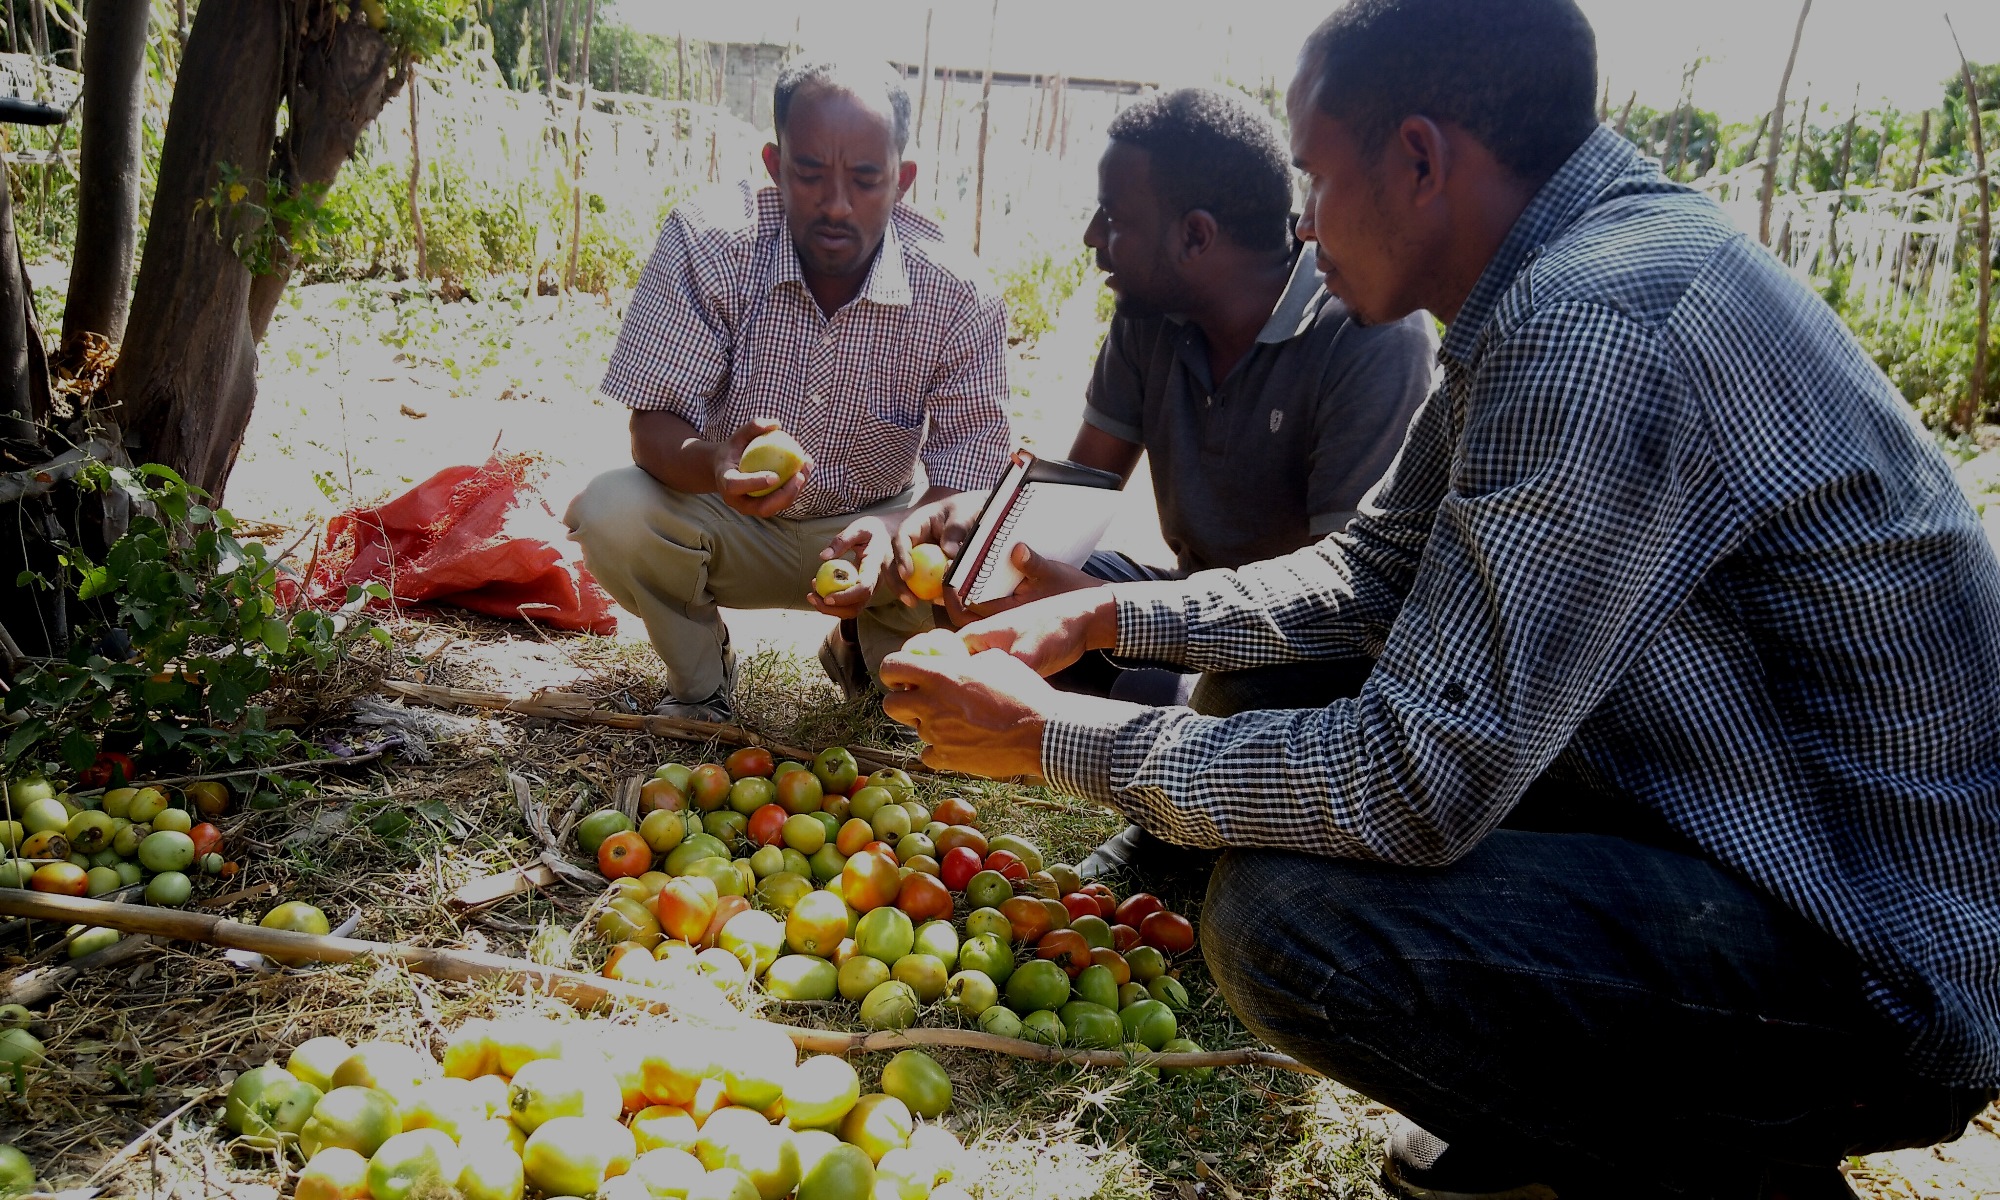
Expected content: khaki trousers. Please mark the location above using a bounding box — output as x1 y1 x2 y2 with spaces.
564 466 935 700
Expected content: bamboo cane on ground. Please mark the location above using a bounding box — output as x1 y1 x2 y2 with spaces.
0 890 1313 1076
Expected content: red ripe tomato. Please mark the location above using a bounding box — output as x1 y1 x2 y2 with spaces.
1114 892 1166 929
1111 923 1142 953
1035 929 1093 978
1060 893 1101 923
97 752 137 787
895 872 953 923
1140 910 1197 956
1080 882 1118 920
746 804 788 847
999 896 1052 945
188 823 223 860
939 847 982 893
597 831 653 879
983 850 1028 883
726 746 775 779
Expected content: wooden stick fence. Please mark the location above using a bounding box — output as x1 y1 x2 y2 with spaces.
0 891 1313 1076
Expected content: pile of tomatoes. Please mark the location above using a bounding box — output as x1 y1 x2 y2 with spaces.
575 745 1212 1068
0 771 242 955
224 1011 972 1200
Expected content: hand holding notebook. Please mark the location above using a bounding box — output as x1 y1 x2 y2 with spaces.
944 450 1124 608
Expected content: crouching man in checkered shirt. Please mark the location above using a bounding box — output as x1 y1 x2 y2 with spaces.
876 2 2000 1197
565 59 1010 721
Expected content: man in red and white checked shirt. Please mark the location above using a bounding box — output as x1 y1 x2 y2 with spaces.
565 59 1011 720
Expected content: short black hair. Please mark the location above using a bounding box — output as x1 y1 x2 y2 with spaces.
1302 0 1598 181
773 59 912 153
1105 88 1293 253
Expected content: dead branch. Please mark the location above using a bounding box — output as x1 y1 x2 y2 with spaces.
0 892 1313 1076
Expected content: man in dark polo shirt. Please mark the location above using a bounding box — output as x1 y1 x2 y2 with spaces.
890 87 1435 873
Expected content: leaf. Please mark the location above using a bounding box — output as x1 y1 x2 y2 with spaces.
60 728 98 772
260 619 291 654
370 627 395 650
3 721 48 765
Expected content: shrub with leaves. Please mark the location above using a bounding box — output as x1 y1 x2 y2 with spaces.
3 463 387 776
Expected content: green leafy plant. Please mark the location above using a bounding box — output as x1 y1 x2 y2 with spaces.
3 463 388 775
199 163 349 277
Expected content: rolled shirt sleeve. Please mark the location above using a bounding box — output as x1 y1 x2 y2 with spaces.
917 293 1012 493
601 209 733 424
1043 305 1726 866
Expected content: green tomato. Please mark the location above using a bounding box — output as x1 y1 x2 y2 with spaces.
145 871 193 907
0 1144 33 1196
575 810 634 855
225 1062 325 1138
136 830 195 873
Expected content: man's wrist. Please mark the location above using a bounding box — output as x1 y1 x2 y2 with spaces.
1084 592 1121 654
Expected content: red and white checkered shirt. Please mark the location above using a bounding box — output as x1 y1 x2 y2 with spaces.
601 185 1013 519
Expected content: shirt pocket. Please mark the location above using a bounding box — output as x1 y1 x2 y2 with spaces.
861 381 926 431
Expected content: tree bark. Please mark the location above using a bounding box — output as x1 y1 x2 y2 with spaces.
62 0 152 353
248 11 398 342
102 0 289 500
0 169 37 440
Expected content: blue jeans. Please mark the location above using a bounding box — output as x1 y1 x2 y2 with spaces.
1202 832 1993 1198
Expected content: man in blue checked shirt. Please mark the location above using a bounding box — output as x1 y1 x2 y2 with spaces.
878 1 2000 1196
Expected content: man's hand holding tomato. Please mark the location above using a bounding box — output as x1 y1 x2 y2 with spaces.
878 588 1126 779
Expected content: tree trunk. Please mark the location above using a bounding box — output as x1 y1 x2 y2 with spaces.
61 0 152 354
0 171 38 441
247 11 398 342
102 0 289 501
972 0 997 256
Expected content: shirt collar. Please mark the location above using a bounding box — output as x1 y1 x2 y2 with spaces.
1439 126 1642 366
1254 247 1325 344
764 187 915 310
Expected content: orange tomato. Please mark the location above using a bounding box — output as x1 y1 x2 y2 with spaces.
933 825 988 859
597 831 653 879
30 862 87 895
1089 947 1132 986
983 850 1028 883
725 746 775 780
999 896 1053 945
931 797 977 827
602 941 656 981
188 822 223 860
840 847 902 913
894 872 952 924
834 818 875 857
1036 929 1093 977
656 875 720 944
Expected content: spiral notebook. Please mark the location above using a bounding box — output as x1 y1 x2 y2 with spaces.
946 450 1124 607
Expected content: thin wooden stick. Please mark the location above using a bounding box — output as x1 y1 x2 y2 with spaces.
0 892 1313 1076
913 8 932 149
1950 16 1991 433
1759 0 1812 245
972 0 998 255
4 933 156 1006
379 680 929 775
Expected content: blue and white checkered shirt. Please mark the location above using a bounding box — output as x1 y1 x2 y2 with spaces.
1042 127 2000 1086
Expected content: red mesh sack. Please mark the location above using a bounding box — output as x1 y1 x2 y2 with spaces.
306 453 616 634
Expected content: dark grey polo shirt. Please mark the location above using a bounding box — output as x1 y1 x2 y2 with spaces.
1083 250 1439 573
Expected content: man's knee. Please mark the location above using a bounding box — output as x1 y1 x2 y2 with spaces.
565 467 707 569
1202 849 1411 1033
